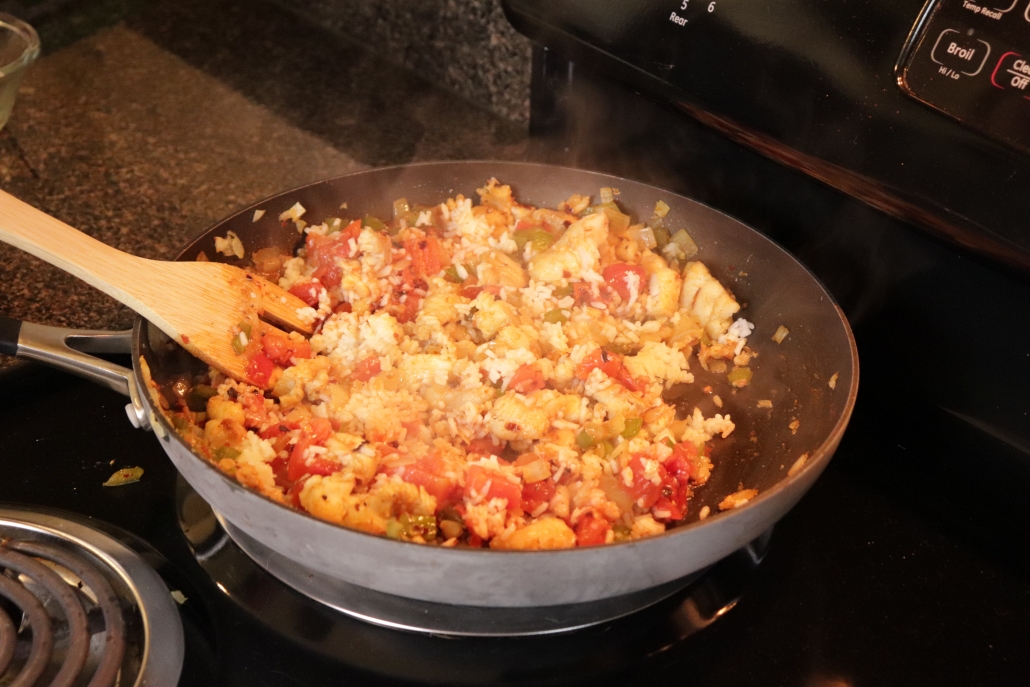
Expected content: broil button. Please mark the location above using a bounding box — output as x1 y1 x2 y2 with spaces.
930 29 991 75
990 51 1030 95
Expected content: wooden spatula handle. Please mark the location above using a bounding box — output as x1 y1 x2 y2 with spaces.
0 189 152 309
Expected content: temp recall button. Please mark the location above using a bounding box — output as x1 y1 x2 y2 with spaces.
990 51 1030 96
930 29 991 76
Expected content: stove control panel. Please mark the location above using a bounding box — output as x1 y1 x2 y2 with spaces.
899 0 1030 152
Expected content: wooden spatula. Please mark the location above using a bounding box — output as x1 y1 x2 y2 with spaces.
0 189 315 387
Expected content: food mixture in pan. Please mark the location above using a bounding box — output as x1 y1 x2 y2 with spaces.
159 180 756 549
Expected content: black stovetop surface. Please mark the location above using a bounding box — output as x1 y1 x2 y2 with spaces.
1 347 1027 686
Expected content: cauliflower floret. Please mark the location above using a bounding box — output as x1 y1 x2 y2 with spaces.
492 325 540 357
476 250 527 289
357 228 393 270
527 212 608 283
491 517 576 550
623 342 694 388
487 392 551 441
398 354 453 388
646 265 683 319
272 357 331 408
471 292 516 340
299 472 358 525
206 396 245 425
680 261 740 340
361 312 404 359
418 279 467 327
630 514 666 539
463 498 511 540
583 367 648 418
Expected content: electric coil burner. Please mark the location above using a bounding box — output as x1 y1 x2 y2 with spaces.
0 510 184 687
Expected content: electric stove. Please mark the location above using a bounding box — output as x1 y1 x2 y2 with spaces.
2 0 1030 683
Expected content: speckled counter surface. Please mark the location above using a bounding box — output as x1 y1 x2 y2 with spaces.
0 0 531 371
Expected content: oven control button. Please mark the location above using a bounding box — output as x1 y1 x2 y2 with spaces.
990 51 1030 95
931 29 991 75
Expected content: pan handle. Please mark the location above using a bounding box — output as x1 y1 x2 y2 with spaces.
0 315 151 430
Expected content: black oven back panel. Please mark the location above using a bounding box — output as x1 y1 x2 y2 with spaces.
503 0 1030 267
899 0 1030 154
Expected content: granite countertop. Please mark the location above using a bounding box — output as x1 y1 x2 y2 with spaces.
0 0 532 371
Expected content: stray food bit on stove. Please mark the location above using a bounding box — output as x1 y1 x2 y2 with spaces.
713 395 723 408
253 209 266 222
772 325 789 343
828 372 839 390
170 590 187 604
158 179 763 548
788 453 809 477
718 488 758 511
757 399 773 408
103 467 144 487
789 418 800 435
698 505 710 520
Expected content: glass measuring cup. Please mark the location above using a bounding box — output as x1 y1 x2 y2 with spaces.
0 14 40 131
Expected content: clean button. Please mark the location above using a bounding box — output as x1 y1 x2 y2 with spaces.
990 51 1030 97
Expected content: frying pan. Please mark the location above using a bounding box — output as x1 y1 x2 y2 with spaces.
0 161 858 608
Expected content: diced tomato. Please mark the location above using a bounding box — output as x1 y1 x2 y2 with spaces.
575 513 611 547
573 348 645 392
602 263 648 301
306 417 333 443
306 220 361 288
286 477 308 508
404 234 445 280
459 284 501 300
464 465 522 511
398 453 460 503
652 478 689 522
270 456 290 489
286 418 337 481
396 294 422 324
575 348 620 381
520 479 555 513
288 281 323 308
246 352 275 387
333 301 352 314
514 219 544 232
621 453 667 510
508 363 546 394
352 355 381 382
665 442 698 482
466 436 505 457
261 331 312 367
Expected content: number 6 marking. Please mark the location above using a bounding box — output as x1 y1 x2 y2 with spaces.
708 1 715 10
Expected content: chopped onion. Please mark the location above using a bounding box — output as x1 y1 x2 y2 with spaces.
600 187 614 204
393 197 410 218
671 229 698 259
772 325 790 343
521 459 551 484
654 200 671 218
629 225 657 249
599 474 635 515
